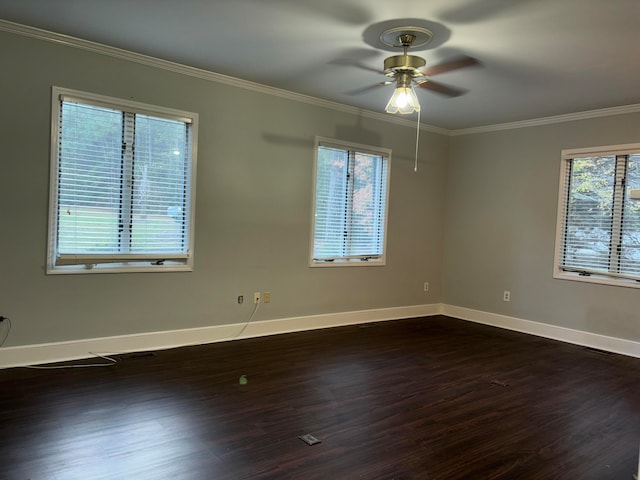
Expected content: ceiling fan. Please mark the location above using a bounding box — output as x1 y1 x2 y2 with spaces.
352 26 479 114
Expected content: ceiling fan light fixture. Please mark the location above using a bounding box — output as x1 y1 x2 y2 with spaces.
385 85 420 114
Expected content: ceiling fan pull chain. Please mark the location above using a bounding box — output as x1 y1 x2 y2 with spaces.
414 109 420 172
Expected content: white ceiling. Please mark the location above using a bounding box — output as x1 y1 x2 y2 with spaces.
1 0 639 130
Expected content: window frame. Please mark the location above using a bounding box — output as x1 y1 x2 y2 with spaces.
309 137 391 268
47 86 198 274
553 142 640 288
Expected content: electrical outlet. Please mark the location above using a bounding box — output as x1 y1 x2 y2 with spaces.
254 292 261 304
237 295 244 304
263 292 271 303
503 290 511 302
424 282 429 292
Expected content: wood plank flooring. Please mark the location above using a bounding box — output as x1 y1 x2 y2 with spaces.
0 316 638 479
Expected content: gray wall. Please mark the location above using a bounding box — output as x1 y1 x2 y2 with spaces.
3 26 638 350
0 30 446 346
443 114 640 342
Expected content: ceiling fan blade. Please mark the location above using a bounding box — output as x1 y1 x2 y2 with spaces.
416 80 467 97
331 59 382 74
256 0 372 25
306 1 372 24
344 82 391 96
421 55 480 76
439 0 536 24
329 48 383 74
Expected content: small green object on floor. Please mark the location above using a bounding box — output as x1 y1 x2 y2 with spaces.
239 375 248 385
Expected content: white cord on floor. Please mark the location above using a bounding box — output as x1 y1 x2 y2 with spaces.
414 109 421 173
16 300 262 370
233 301 260 340
0 317 11 347
25 352 118 369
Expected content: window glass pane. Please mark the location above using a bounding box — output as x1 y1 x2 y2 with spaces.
132 115 189 254
563 156 615 271
57 103 122 254
349 152 385 256
621 154 640 275
313 146 348 259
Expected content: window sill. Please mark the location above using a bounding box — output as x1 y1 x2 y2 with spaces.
46 261 193 275
310 259 386 268
553 271 640 289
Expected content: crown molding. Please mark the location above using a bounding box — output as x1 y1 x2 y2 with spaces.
450 104 640 136
0 19 449 136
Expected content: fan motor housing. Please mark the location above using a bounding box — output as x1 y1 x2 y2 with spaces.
384 54 426 74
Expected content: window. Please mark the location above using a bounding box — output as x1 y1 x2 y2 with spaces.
47 87 198 274
310 137 390 266
554 143 640 287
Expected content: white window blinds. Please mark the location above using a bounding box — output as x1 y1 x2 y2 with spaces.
556 146 640 285
311 139 390 265
620 155 640 277
48 88 197 273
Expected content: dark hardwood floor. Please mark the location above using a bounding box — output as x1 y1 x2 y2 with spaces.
0 316 639 479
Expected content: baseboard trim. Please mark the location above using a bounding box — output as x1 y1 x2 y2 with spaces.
442 304 640 359
4 303 637 369
0 303 442 369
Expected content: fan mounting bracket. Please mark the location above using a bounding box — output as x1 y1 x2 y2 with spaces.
379 26 433 49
